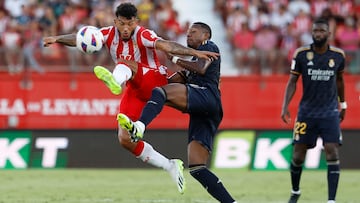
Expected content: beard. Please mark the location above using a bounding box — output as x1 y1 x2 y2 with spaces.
312 36 328 47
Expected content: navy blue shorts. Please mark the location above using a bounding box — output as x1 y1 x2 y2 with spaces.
293 116 342 148
186 84 223 152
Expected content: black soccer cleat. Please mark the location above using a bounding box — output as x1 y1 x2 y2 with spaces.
288 193 300 203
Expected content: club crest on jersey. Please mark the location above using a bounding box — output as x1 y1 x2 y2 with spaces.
306 52 314 66
328 59 335 68
306 52 313 60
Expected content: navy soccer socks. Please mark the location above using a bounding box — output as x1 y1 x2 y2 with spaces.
190 165 235 203
139 87 166 126
290 162 303 192
327 162 340 201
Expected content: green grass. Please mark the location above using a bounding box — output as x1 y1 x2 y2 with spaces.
0 169 359 203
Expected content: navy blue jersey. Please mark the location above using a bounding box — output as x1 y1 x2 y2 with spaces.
186 40 221 97
185 40 222 152
291 44 345 118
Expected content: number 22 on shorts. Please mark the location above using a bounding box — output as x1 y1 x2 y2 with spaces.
293 122 307 140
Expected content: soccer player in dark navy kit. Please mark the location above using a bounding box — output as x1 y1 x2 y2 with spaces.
117 22 237 203
281 18 346 203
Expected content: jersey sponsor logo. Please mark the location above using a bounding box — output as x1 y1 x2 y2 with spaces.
308 69 334 81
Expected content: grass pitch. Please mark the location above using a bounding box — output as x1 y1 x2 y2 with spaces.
0 169 359 203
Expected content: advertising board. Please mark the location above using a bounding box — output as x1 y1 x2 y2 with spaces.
1 130 359 169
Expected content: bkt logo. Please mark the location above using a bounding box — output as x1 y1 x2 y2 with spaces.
212 131 326 170
0 131 68 169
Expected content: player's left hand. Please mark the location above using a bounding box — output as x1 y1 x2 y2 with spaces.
339 109 346 122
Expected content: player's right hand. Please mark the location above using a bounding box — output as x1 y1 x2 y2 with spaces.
281 108 291 124
339 109 346 122
42 36 57 47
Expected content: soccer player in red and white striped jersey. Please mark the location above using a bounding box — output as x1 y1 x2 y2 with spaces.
100 23 162 69
43 2 218 194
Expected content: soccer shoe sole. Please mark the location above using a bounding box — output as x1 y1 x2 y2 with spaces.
171 159 186 194
94 66 122 95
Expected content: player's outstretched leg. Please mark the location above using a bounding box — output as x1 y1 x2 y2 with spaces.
169 159 186 194
118 113 185 193
117 113 145 142
94 66 122 95
288 190 301 203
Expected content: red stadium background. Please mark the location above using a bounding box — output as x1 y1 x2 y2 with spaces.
0 72 359 130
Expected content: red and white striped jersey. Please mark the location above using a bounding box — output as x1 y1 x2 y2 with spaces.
100 25 162 69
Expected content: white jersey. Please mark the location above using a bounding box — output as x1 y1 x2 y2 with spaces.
100 25 162 69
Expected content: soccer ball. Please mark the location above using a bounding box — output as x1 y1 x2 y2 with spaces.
76 26 104 54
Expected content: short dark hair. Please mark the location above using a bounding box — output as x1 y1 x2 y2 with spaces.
193 22 212 39
115 3 137 19
313 18 329 27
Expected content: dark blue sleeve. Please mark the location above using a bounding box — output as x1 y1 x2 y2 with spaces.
198 41 219 53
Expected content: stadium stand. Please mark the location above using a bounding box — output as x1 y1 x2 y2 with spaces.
172 0 239 75
216 0 360 75
0 0 359 76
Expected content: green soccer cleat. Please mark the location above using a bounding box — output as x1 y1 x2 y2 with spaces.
169 159 186 194
117 113 145 142
94 66 122 95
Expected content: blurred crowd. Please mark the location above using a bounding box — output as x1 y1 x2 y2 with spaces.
0 0 187 76
0 0 359 77
215 0 360 75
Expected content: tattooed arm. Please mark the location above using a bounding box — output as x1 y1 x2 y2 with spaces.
43 34 77 47
155 39 218 61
